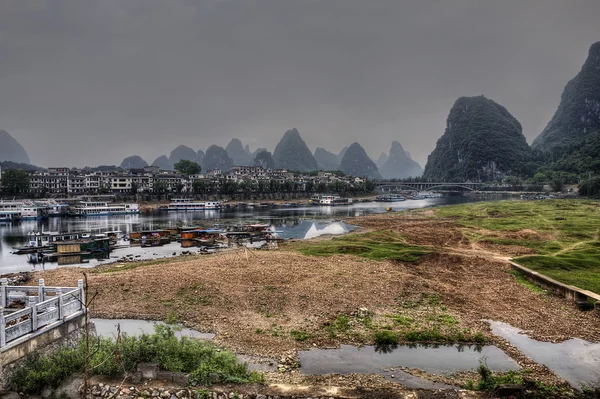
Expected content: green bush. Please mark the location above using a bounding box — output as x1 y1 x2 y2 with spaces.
374 330 399 346
12 325 263 395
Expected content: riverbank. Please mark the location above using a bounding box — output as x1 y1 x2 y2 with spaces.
26 199 600 395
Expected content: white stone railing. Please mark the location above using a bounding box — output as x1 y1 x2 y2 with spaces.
0 278 85 348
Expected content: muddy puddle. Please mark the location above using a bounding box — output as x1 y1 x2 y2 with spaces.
298 343 519 389
489 320 600 388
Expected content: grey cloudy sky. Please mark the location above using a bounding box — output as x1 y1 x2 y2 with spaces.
1 0 599 168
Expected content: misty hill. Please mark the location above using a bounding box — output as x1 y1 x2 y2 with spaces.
0 161 44 172
423 96 532 181
120 155 148 169
0 130 30 164
532 42 600 153
197 150 205 166
252 148 267 157
539 132 600 176
151 155 173 170
337 147 348 163
272 129 318 172
226 138 252 165
375 152 388 169
340 142 382 179
169 145 199 165
380 141 423 179
253 150 275 169
314 147 340 171
203 145 234 171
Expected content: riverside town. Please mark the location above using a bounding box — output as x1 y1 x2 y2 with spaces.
1 5 600 399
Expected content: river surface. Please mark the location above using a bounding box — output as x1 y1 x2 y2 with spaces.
0 196 485 274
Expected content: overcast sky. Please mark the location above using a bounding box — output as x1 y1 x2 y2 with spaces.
1 0 599 168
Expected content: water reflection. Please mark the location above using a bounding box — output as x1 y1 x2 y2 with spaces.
488 320 600 389
0 197 483 274
298 343 518 377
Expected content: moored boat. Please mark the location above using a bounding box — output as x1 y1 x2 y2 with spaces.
167 199 222 211
310 194 353 206
70 201 140 216
375 194 406 202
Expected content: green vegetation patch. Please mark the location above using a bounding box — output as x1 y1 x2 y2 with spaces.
292 230 431 262
12 325 262 395
437 200 600 294
516 241 600 294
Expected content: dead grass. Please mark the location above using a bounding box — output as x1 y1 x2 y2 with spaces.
35 221 600 359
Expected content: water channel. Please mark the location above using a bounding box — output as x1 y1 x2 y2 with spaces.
0 196 485 274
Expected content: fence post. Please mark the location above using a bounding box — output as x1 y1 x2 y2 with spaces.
57 288 64 320
31 302 38 331
0 278 7 308
0 312 5 347
78 280 85 311
38 279 45 302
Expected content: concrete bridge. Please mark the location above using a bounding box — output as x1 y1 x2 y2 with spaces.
374 181 484 192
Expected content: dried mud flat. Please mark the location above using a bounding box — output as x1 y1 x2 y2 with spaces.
32 210 600 392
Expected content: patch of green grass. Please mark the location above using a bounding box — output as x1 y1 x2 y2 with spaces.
291 230 431 262
374 330 399 346
437 200 600 294
516 242 600 293
290 330 311 342
176 283 213 306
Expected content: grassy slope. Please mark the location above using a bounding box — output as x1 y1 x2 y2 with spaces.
436 199 600 293
289 230 431 262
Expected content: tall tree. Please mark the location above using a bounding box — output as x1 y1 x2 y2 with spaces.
1 169 30 195
174 160 201 176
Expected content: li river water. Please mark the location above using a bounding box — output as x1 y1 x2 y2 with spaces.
0 196 484 274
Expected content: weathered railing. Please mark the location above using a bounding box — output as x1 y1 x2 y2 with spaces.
0 278 85 348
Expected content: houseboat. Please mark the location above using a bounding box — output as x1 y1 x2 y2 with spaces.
310 194 353 206
129 230 172 246
167 199 222 211
70 201 140 216
21 205 48 220
37 199 69 216
375 194 406 202
0 201 23 221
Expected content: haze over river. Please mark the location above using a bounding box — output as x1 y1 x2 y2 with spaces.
0 196 485 274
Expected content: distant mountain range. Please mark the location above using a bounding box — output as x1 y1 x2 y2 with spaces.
3 42 599 185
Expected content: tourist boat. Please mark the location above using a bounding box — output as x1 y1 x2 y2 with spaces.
167 199 222 211
20 205 48 220
0 201 24 221
70 201 140 216
310 194 353 206
36 199 69 216
375 194 406 202
0 212 20 222
13 231 88 254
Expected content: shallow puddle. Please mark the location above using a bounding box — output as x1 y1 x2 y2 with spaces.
91 318 216 340
488 320 600 388
299 343 519 389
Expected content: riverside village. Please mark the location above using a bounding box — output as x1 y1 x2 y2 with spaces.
1 6 600 399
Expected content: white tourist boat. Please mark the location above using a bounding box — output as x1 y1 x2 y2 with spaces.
310 194 353 206
375 194 406 202
0 201 24 221
167 199 222 211
71 201 140 216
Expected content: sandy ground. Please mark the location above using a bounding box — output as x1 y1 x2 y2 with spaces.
29 209 600 392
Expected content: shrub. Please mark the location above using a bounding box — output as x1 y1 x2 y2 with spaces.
11 325 263 395
374 330 399 346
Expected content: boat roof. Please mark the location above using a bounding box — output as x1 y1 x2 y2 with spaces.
193 229 222 233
